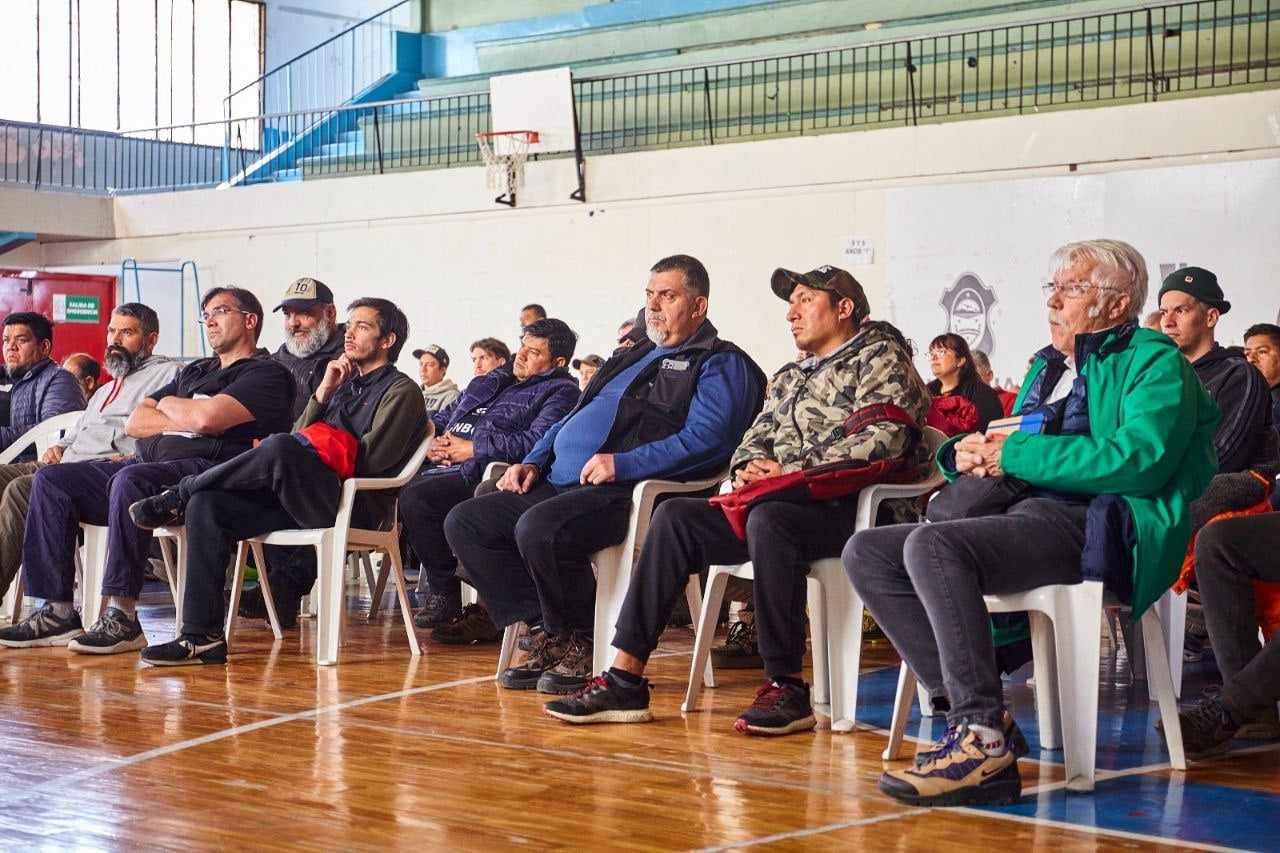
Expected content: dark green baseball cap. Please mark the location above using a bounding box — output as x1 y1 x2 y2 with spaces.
771 265 871 322
1158 266 1230 314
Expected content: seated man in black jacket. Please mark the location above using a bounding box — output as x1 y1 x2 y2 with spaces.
131 298 427 666
0 288 294 655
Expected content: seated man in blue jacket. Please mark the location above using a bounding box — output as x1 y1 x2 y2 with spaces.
401 318 580 642
446 254 766 694
0 312 87 461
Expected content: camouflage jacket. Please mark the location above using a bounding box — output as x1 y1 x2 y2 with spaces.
730 322 932 475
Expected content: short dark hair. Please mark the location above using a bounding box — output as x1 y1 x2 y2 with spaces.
113 302 160 337
4 312 53 345
521 303 547 320
470 337 511 363
522 318 578 364
1244 323 1280 348
650 254 710 299
348 297 409 362
201 287 265 343
929 332 979 386
64 353 101 381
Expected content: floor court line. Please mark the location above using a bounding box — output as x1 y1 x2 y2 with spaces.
690 809 929 851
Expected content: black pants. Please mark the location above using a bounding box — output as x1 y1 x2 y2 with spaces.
612 496 859 678
180 435 342 636
445 482 633 635
1194 513 1280 717
399 470 477 598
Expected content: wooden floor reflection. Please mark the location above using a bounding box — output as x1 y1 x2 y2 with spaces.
0 598 1269 850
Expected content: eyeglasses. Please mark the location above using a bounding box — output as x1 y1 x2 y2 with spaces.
197 306 250 324
1040 280 1119 300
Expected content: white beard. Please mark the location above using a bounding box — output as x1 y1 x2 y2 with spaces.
284 319 334 358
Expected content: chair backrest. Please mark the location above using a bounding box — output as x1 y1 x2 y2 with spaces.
0 410 84 465
349 420 435 491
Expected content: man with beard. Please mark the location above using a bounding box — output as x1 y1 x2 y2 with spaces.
0 312 86 462
0 304 179 602
271 277 345 419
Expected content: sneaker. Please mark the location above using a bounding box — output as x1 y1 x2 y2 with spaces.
67 607 147 655
733 679 816 736
238 583 299 630
0 602 84 647
536 631 594 695
880 721 1025 806
414 590 462 630
544 671 653 724
128 488 186 530
711 613 763 670
498 630 569 690
913 710 1028 767
518 623 543 653
1172 697 1239 760
140 633 228 667
431 603 501 645
1235 706 1280 741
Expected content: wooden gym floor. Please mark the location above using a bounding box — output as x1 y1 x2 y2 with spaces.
0 585 1276 851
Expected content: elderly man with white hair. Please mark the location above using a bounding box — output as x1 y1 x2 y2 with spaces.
844 239 1219 808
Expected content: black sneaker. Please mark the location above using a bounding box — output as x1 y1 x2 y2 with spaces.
536 631 594 694
67 607 147 655
238 582 300 630
544 671 653 724
711 614 762 670
0 602 84 647
431 604 501 645
733 679 816 736
128 488 186 530
1172 697 1239 760
414 590 462 630
498 630 568 690
140 633 228 667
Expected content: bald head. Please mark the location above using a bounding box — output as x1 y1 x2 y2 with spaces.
62 353 102 398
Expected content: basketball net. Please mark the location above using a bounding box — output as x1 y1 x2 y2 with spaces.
476 131 537 198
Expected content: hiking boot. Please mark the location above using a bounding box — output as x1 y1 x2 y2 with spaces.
711 613 762 670
0 602 84 648
414 589 462 630
914 710 1028 767
544 671 653 725
140 633 228 667
128 488 186 530
431 604 501 645
733 679 816 736
1235 706 1280 741
518 624 543 653
536 631 594 694
238 583 299 630
498 630 569 690
67 607 147 655
1171 697 1239 760
880 720 1025 807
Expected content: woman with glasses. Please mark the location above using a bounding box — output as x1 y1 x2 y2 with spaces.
926 332 1004 433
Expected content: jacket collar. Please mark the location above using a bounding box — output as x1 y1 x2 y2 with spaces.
1034 321 1138 368
8 357 54 385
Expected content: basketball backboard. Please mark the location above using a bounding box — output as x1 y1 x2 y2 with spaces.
489 67 576 155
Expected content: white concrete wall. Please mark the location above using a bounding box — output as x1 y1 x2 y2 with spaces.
27 88 1280 385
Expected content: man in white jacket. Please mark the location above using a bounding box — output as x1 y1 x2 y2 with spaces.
0 303 179 596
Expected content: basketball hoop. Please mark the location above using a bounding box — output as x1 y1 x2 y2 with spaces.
476 130 539 208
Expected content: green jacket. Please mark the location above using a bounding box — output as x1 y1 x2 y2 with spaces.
940 326 1218 616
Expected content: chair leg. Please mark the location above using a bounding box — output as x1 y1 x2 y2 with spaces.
4 571 25 623
251 542 284 640
1152 590 1185 700
884 663 918 761
225 541 250 651
383 545 421 657
1053 594 1102 792
681 567 732 713
1142 606 1186 771
496 622 522 679
315 537 343 665
365 552 388 618
79 526 109 628
591 545 626 676
1028 609 1062 750
821 572 865 733
806 578 829 707
682 575 713 688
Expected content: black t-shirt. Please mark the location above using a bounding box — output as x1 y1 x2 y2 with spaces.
136 351 296 463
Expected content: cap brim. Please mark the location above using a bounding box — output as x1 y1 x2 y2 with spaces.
412 349 426 359
770 268 804 301
274 298 329 313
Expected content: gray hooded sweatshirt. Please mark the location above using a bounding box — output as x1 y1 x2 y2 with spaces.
57 354 183 462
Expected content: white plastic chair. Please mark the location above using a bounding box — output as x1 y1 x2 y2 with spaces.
883 580 1186 792
240 430 434 665
4 523 110 625
682 427 948 731
493 468 725 680
0 410 83 464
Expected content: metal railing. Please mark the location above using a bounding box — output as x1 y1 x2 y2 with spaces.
224 0 417 121
3 1 1277 194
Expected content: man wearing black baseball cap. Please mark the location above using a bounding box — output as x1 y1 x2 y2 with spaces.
413 344 459 415
1159 266 1275 474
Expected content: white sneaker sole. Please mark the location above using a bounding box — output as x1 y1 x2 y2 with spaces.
736 713 817 736
544 707 654 724
0 629 84 648
67 634 147 655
